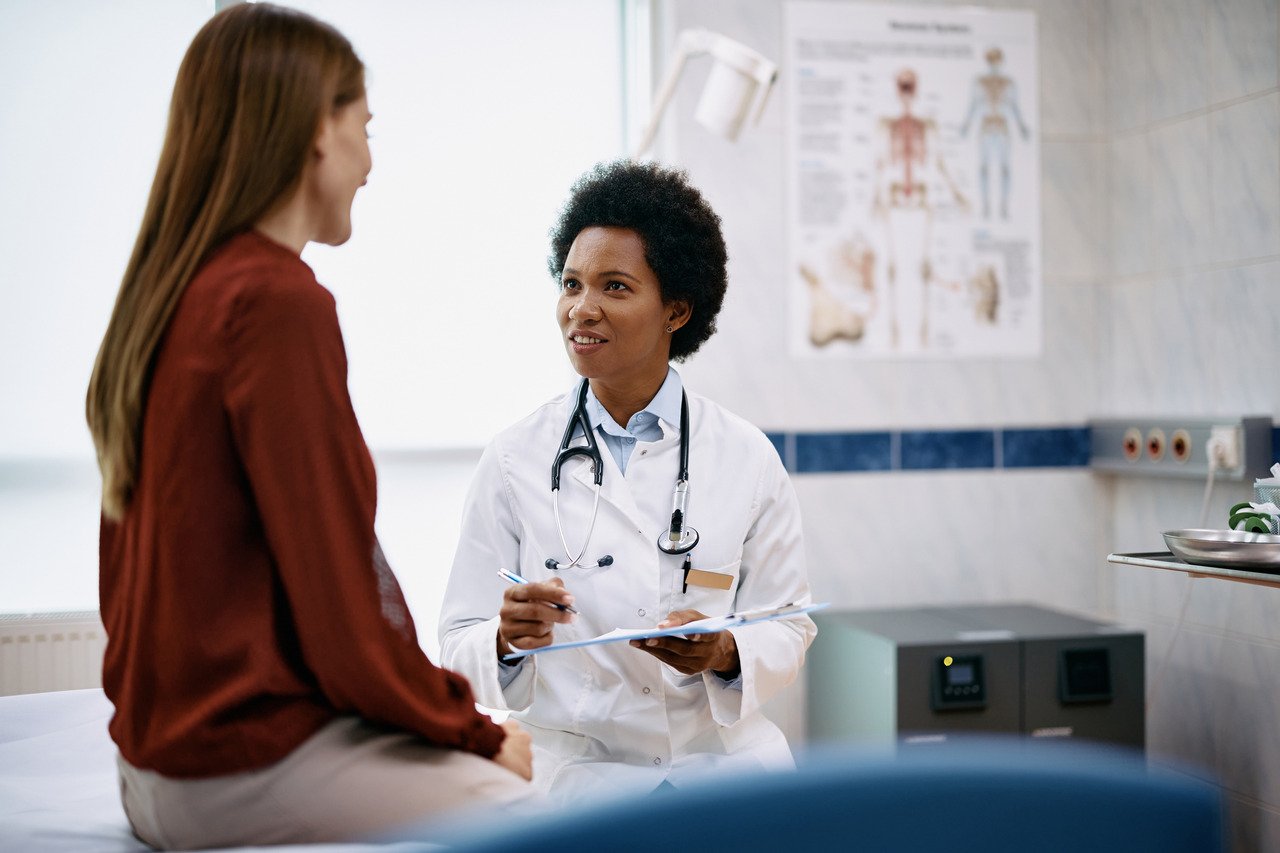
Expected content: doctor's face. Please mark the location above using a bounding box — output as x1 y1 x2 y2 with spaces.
558 226 681 389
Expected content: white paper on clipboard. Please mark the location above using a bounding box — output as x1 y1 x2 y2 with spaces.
501 602 829 661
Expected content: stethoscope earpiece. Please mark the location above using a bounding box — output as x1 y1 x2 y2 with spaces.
545 554 614 571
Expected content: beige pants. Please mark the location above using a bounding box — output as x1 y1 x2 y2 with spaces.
117 717 539 850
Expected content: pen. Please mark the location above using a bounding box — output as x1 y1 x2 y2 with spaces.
497 568 580 615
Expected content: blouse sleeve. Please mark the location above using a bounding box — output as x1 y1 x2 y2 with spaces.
222 272 504 759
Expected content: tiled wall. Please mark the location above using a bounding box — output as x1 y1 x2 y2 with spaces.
662 0 1278 846
1099 0 1280 849
662 0 1112 754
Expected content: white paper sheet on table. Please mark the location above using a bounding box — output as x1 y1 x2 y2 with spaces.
501 602 829 660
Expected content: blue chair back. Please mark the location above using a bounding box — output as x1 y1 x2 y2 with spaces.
409 739 1224 853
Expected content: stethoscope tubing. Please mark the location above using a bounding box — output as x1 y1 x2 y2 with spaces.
548 378 698 570
551 479 602 570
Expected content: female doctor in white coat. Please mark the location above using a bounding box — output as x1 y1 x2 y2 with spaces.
439 161 816 802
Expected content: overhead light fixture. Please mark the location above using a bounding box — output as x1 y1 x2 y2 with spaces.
633 28 778 159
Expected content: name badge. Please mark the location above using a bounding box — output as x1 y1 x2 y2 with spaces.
684 568 734 590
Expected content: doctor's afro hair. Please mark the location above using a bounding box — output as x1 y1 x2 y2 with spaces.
547 160 728 362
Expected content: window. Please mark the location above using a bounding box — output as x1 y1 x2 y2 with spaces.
0 0 630 614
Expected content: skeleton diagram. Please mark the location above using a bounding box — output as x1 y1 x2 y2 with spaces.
960 46 1029 220
871 68 968 351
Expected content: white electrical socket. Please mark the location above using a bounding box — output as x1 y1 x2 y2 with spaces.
1209 425 1242 470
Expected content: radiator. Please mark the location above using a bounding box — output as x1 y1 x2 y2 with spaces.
0 610 106 696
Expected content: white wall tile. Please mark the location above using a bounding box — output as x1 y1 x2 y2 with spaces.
1148 116 1214 269
992 280 1097 423
1106 0 1149 133
1143 622 1223 775
796 472 1013 610
989 470 1103 613
1211 635 1280 809
1209 0 1279 103
1034 0 1105 137
1210 261 1280 416
1103 274 1221 416
1043 141 1103 280
1211 93 1280 264
1146 0 1211 122
1108 133 1152 277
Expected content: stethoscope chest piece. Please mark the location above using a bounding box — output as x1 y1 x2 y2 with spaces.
657 526 699 555
656 477 698 555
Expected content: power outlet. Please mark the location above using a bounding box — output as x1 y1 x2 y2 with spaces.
1209 425 1242 470
1090 417 1272 480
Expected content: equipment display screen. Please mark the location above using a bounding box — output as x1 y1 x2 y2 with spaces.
932 653 986 710
947 663 974 686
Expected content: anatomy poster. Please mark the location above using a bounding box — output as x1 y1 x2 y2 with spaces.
786 2 1040 359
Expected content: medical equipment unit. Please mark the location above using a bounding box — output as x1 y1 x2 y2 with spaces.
546 379 699 571
807 604 1144 749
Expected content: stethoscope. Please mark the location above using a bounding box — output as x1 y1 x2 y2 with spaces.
545 379 699 572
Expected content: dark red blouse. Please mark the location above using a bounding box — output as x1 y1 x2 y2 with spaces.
99 230 503 777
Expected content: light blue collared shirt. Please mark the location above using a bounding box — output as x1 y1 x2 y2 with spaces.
584 367 683 476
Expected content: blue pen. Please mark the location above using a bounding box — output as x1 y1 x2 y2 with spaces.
497 568 579 615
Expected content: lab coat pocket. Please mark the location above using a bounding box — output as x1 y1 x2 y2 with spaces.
526 724 592 793
677 557 741 617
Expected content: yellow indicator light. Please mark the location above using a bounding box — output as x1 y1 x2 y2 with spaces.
943 656 953 667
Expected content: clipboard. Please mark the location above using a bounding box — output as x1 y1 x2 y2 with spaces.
501 602 829 661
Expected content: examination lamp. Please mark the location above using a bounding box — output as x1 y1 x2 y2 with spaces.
633 29 778 159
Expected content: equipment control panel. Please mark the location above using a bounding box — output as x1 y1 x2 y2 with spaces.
931 653 986 710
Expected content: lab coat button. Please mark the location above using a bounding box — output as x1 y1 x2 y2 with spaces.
653 757 662 765
637 608 646 617
642 686 651 695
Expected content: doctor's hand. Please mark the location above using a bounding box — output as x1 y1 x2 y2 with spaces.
496 577 576 660
629 609 740 679
492 719 534 781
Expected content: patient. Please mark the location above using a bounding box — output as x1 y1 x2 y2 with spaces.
85 4 533 848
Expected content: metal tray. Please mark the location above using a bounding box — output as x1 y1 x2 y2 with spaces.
1163 528 1280 571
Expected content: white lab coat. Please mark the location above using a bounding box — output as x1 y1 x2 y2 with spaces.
438 384 816 802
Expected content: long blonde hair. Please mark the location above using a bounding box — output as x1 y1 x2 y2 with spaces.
87 3 364 520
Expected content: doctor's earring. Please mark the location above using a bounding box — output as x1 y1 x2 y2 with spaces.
666 325 674 333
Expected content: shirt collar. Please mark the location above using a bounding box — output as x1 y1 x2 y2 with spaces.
582 367 683 437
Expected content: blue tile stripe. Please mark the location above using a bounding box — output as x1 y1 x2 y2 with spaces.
1273 427 1280 466
769 426 1094 474
901 430 995 470
1003 427 1091 468
795 432 892 473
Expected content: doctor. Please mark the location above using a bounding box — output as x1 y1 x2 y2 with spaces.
439 160 816 801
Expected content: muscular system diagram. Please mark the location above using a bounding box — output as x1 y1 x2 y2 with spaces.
960 46 1029 220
